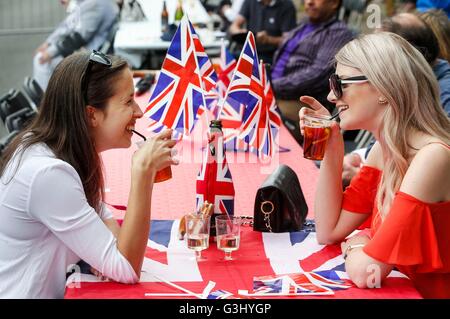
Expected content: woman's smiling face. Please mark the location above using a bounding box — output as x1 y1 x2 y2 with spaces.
89 68 143 152
327 63 388 133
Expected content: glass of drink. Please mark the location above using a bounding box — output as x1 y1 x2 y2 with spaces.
133 129 173 183
154 166 172 183
185 214 211 261
215 215 241 261
302 110 332 161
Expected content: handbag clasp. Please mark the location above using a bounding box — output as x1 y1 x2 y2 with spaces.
260 200 274 232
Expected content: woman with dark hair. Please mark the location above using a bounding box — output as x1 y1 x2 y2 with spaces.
0 50 177 298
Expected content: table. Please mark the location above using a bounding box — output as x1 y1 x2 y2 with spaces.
114 0 226 68
64 93 422 299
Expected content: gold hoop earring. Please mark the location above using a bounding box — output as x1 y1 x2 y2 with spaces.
378 97 388 105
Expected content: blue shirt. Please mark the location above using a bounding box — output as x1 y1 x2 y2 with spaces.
416 0 450 18
433 59 450 117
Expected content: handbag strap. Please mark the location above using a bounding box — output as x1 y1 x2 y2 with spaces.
260 200 274 232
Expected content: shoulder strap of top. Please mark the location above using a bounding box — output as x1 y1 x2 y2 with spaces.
425 142 450 150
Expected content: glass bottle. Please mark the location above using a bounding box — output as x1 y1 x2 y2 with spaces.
196 120 235 241
161 0 169 33
174 0 184 26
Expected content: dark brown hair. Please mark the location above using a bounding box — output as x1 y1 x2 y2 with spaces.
381 15 439 64
0 51 129 212
419 9 450 63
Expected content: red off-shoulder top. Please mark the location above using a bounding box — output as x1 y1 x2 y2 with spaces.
341 165 450 298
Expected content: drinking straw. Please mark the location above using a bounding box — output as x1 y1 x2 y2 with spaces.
131 129 147 141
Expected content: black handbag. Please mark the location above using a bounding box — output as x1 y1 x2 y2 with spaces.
253 164 308 233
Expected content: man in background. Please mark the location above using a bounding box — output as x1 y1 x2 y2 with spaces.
271 0 352 142
229 0 297 64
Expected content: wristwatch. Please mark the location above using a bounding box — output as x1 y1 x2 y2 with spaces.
343 243 366 260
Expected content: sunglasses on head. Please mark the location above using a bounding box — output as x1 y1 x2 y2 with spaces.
81 50 112 104
329 74 368 99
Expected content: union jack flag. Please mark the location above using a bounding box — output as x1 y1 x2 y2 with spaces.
195 130 235 217
217 33 258 151
217 40 237 100
218 32 281 157
145 16 217 136
250 272 352 296
199 41 236 121
239 60 281 159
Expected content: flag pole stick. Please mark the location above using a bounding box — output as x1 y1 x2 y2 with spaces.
151 273 204 299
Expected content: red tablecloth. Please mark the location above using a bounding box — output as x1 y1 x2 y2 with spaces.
102 93 319 220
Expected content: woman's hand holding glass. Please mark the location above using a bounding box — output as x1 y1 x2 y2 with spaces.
132 129 178 179
298 96 344 157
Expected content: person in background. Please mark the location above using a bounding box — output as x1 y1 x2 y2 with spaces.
419 9 450 62
33 0 119 90
398 0 417 12
0 51 177 298
299 32 450 298
416 0 450 18
117 0 145 21
218 0 245 31
229 0 297 64
271 0 352 125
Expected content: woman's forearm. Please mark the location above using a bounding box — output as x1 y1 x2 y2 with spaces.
117 170 155 277
314 143 345 244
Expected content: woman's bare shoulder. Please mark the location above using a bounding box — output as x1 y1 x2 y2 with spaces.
401 141 450 202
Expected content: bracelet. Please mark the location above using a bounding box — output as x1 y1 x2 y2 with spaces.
343 243 366 260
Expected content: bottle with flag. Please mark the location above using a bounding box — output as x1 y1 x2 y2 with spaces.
196 120 235 240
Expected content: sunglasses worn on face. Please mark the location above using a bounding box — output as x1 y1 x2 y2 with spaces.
82 50 112 104
329 74 368 99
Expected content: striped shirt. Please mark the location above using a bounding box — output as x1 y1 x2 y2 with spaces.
271 17 353 103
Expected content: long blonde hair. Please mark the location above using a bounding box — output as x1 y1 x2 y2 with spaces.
335 32 450 217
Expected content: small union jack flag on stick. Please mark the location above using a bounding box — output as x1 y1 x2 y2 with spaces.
239 59 282 159
218 32 281 158
145 16 217 136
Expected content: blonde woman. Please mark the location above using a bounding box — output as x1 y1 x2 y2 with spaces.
299 32 450 298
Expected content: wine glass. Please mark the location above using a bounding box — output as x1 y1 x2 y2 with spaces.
185 214 210 261
215 215 241 261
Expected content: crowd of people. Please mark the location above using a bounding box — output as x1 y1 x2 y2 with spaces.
0 0 449 299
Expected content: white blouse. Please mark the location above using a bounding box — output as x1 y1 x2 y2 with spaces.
0 143 138 298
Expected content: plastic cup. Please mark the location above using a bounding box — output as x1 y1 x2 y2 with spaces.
302 111 332 161
154 166 172 183
135 140 173 183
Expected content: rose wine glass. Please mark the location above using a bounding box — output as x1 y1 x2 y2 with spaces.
185 214 210 261
215 215 241 261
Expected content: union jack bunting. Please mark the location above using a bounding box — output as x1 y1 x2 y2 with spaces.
145 16 217 136
239 60 282 159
